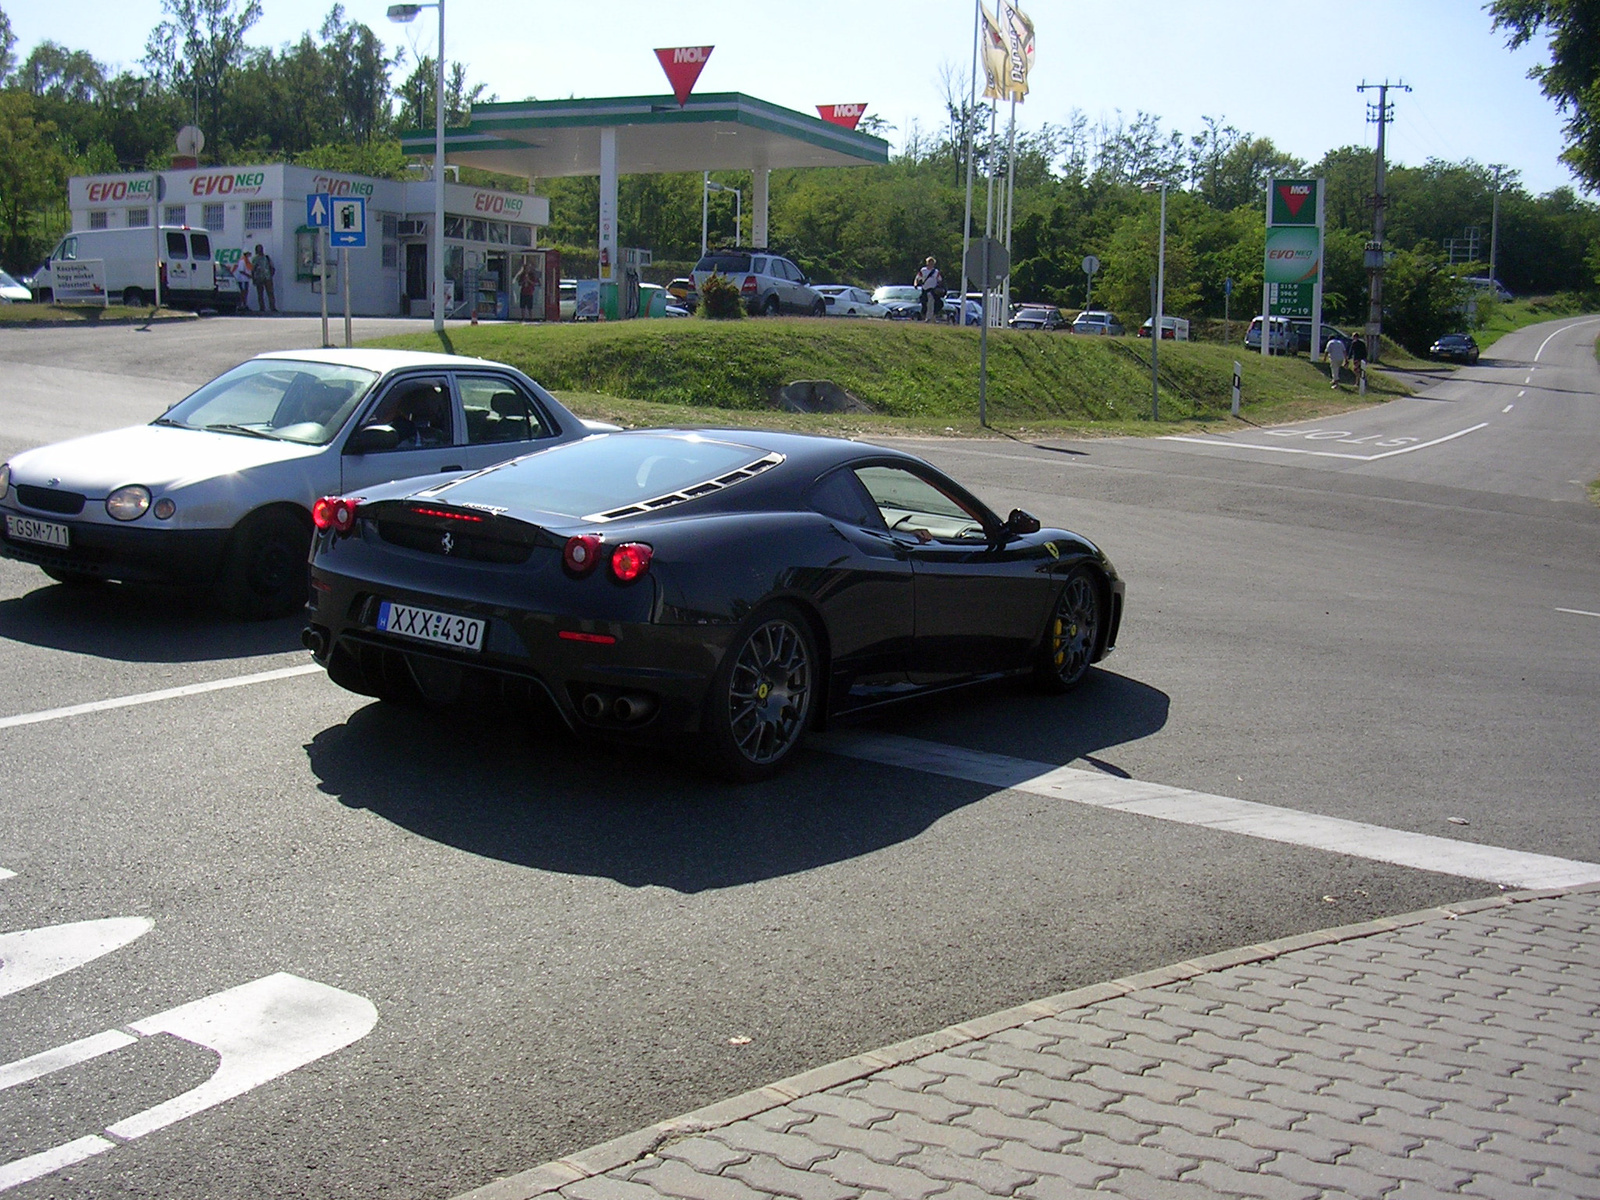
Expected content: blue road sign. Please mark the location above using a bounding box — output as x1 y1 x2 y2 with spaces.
306 193 331 228
1224 276 1233 297
330 197 367 248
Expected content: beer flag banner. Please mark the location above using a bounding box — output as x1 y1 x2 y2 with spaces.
1000 2 1035 101
981 5 1009 100
654 46 713 107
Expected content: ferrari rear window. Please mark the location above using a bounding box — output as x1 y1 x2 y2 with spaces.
438 435 780 520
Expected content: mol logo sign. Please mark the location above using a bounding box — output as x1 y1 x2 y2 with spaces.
817 103 869 130
655 45 713 106
85 179 154 203
1270 178 1320 226
190 171 266 197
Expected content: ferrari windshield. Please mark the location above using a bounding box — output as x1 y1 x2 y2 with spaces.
160 359 379 445
441 434 774 519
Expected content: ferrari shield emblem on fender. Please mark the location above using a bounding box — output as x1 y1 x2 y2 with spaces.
1044 542 1059 559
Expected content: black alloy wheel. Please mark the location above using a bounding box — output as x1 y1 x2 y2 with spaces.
810 298 826 317
219 508 311 620
706 603 818 781
762 295 780 317
1035 568 1101 693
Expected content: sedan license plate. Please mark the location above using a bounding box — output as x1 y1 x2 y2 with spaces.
5 514 70 548
376 600 485 653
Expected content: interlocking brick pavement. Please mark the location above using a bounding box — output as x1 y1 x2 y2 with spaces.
456 886 1600 1200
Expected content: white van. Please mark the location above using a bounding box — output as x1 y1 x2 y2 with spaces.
33 226 237 311
1244 316 1293 353
1138 316 1191 340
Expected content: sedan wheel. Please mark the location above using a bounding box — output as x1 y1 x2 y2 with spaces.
219 509 311 620
1036 568 1101 693
706 604 817 781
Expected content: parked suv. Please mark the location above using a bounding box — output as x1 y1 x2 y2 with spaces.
692 250 825 316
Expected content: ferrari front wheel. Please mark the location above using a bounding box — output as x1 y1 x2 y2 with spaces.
1036 568 1101 693
705 603 818 782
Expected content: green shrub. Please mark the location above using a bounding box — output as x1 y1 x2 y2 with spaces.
698 274 745 320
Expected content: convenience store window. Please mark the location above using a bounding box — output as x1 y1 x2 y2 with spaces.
127 208 150 228
245 201 272 232
89 211 109 230
509 224 532 247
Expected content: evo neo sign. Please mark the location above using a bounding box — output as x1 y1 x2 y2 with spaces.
85 179 154 203
473 191 524 216
189 171 267 197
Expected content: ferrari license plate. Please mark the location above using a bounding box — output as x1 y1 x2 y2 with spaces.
376 600 485 652
5 514 70 548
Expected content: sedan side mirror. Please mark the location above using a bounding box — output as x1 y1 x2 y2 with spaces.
1004 508 1041 537
345 423 400 454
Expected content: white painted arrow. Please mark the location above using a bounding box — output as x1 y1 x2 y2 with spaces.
0 918 152 998
0 973 377 1191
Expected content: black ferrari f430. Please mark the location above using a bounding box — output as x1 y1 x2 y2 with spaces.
303 429 1124 780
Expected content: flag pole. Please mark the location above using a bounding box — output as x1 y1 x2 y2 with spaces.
959 0 981 321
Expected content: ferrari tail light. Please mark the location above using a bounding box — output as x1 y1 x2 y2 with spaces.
741 275 758 296
609 542 653 582
312 495 360 534
563 533 601 575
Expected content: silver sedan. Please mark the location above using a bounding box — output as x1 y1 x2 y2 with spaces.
0 348 614 618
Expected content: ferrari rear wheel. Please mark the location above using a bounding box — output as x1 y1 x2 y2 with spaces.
1036 568 1101 693
706 603 818 781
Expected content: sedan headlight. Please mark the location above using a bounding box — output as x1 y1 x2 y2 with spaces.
0 463 9 495
106 484 152 521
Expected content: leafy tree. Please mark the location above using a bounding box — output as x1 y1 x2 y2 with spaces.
144 0 262 156
0 4 14 84
1382 243 1471 351
395 56 492 130
0 90 69 269
1490 0 1600 189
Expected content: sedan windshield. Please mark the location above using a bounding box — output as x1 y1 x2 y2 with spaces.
160 359 379 444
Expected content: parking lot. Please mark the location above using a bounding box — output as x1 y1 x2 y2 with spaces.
2 315 1598 1199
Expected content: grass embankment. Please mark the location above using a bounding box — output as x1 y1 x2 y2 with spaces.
0 303 194 324
368 319 1408 438
1474 294 1591 353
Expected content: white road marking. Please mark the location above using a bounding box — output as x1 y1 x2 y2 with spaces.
1557 607 1600 619
0 664 323 731
1517 390 1526 397
1502 405 1514 413
817 732 1600 890
1534 316 1600 362
0 918 152 998
1163 423 1489 462
0 870 13 883
0 973 377 1191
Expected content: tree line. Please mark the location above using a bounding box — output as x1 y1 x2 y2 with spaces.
3 0 1598 350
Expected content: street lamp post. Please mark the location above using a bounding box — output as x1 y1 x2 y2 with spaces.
704 179 743 248
388 1 446 334
1145 180 1168 421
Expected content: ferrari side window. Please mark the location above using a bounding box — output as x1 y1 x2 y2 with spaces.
854 466 987 542
808 468 884 528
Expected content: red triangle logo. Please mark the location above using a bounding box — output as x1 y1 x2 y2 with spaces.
655 46 713 107
1277 183 1311 217
817 104 867 130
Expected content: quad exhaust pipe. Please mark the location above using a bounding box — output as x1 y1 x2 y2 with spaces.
301 627 327 657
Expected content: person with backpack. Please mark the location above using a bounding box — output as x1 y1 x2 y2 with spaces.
914 256 944 322
251 243 277 314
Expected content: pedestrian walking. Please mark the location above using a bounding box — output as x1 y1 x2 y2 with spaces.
251 243 277 314
1326 334 1346 388
514 257 538 321
1348 332 1368 388
914 256 944 323
231 252 252 314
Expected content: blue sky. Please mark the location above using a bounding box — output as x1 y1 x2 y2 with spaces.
9 0 1579 196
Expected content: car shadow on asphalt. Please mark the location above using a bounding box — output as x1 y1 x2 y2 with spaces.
302 669 1169 893
0 579 303 662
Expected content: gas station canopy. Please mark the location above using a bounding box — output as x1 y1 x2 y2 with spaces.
399 92 889 178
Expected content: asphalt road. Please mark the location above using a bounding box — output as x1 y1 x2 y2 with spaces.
1 316 1596 1199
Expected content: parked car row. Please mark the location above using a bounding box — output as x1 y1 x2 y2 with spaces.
1 348 1124 783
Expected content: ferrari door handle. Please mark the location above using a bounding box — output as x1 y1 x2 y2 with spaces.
441 464 462 472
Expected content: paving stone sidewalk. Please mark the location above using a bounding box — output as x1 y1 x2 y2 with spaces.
459 885 1600 1200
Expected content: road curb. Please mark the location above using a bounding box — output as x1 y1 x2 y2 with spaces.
449 880 1600 1200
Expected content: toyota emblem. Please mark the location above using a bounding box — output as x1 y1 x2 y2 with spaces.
440 531 455 555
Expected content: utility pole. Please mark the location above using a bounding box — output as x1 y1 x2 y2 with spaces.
1357 80 1409 362
1489 164 1505 289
